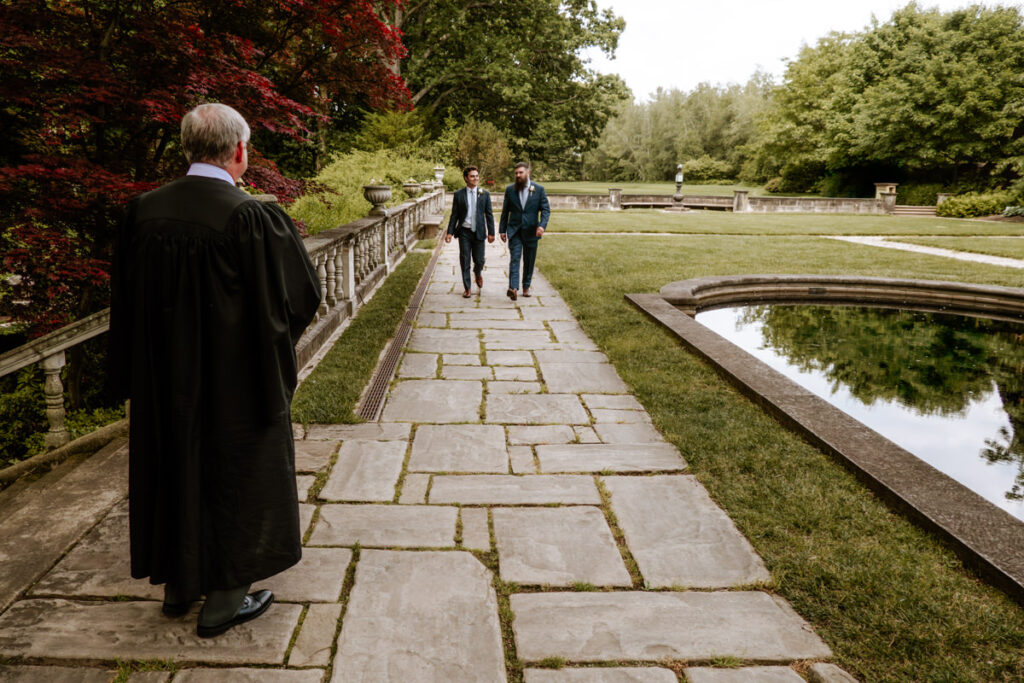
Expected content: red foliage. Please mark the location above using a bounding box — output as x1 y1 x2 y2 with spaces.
0 0 410 335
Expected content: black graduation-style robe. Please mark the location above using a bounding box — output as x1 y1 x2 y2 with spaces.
109 176 321 599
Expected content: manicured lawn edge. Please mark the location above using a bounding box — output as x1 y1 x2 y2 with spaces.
895 235 1024 260
291 250 433 424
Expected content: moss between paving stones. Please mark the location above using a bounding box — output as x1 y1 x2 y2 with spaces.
291 251 431 424
540 231 1024 682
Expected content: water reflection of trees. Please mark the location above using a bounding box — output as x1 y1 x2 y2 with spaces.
740 305 1024 501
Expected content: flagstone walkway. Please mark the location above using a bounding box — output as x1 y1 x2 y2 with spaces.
0 240 857 682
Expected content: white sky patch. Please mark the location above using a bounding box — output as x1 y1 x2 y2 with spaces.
583 0 1011 100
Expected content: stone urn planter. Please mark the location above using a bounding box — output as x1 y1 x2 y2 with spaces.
363 183 392 216
402 179 422 198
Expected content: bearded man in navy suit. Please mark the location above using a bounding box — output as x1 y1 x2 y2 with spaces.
499 161 549 300
445 165 496 297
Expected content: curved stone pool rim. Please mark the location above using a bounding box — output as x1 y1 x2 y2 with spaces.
628 275 1024 605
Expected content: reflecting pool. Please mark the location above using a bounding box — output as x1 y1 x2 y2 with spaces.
696 305 1024 520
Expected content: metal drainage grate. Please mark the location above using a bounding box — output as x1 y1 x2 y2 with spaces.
357 241 446 421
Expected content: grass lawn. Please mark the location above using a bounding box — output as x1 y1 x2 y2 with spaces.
895 235 1024 260
550 209 1024 236
543 181 783 196
540 230 1024 681
290 251 431 423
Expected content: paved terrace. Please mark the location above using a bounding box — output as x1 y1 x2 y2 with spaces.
0 240 857 682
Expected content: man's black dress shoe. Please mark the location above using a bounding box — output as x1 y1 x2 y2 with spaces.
162 601 193 617
507 288 517 301
196 590 274 638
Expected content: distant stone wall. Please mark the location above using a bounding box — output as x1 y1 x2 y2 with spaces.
744 196 886 214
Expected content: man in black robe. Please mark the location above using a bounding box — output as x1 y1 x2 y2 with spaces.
109 103 321 638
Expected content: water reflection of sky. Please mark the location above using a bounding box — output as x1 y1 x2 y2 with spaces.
697 307 1024 521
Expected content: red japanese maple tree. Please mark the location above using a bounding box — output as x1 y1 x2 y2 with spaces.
0 0 409 335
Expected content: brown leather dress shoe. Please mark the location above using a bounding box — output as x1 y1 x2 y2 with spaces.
506 288 517 301
523 287 531 297
476 273 483 287
463 289 472 298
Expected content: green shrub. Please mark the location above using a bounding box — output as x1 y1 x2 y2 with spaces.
681 155 735 182
1002 205 1024 217
935 190 1016 218
287 149 436 234
897 183 945 206
450 120 512 188
0 366 46 467
764 177 785 193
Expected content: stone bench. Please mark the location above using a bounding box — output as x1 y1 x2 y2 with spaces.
418 214 444 239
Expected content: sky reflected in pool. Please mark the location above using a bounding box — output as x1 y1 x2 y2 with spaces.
696 305 1024 520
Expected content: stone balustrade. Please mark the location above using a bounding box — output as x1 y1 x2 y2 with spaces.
0 186 446 454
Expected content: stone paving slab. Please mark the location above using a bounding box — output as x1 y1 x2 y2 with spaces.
488 380 543 394
486 350 535 365
535 350 609 364
129 673 170 682
398 352 438 378
685 667 804 682
537 444 685 473
486 394 589 425
320 439 407 502
269 547 351 602
493 507 631 587
604 476 770 588
547 321 595 345
0 599 302 664
807 662 860 682
415 312 447 327
510 446 536 473
430 475 601 505
450 319 546 330
381 379 483 423
410 424 509 473
486 340 567 351
509 425 577 445
590 409 653 423
299 503 315 536
311 504 457 547
582 394 644 411
408 328 481 353
332 550 506 682
448 309 522 320
305 423 411 441
0 666 118 682
461 508 492 551
293 440 336 472
519 305 575 321
494 366 539 381
442 365 494 380
445 353 482 365
510 592 831 662
175 669 323 682
296 475 315 501
539 362 630 394
574 426 601 443
594 422 665 444
289 603 342 667
525 669 678 683
0 440 129 613
398 473 430 503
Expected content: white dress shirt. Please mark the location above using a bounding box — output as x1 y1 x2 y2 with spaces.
187 162 235 185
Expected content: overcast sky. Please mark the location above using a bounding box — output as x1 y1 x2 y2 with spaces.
584 1 1017 100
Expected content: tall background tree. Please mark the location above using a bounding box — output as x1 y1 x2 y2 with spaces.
389 0 631 177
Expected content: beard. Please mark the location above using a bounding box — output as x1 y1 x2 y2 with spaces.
514 177 528 191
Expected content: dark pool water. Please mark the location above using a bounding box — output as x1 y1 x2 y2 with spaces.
696 305 1024 520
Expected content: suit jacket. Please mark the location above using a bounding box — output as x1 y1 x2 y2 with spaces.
446 186 495 240
499 181 550 239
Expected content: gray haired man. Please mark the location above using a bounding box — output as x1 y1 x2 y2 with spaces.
109 103 322 637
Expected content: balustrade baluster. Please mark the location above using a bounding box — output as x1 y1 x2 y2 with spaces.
41 352 70 449
317 253 329 317
325 246 337 307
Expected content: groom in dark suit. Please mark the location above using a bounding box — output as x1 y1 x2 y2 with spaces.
445 166 495 297
499 161 550 300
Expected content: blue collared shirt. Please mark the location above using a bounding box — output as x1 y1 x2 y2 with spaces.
187 162 235 185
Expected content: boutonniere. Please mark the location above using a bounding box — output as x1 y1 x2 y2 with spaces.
528 184 535 194
476 187 482 196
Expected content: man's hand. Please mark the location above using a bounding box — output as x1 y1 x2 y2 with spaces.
487 234 495 243
536 227 545 238
500 233 507 243
445 234 452 243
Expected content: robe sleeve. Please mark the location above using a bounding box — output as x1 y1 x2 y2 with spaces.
232 201 322 420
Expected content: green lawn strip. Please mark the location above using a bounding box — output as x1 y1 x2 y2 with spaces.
291 251 431 423
543 181 780 197
548 210 1024 236
893 236 1024 260
540 234 1024 681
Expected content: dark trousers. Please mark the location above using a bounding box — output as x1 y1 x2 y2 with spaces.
458 229 486 291
507 232 539 290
